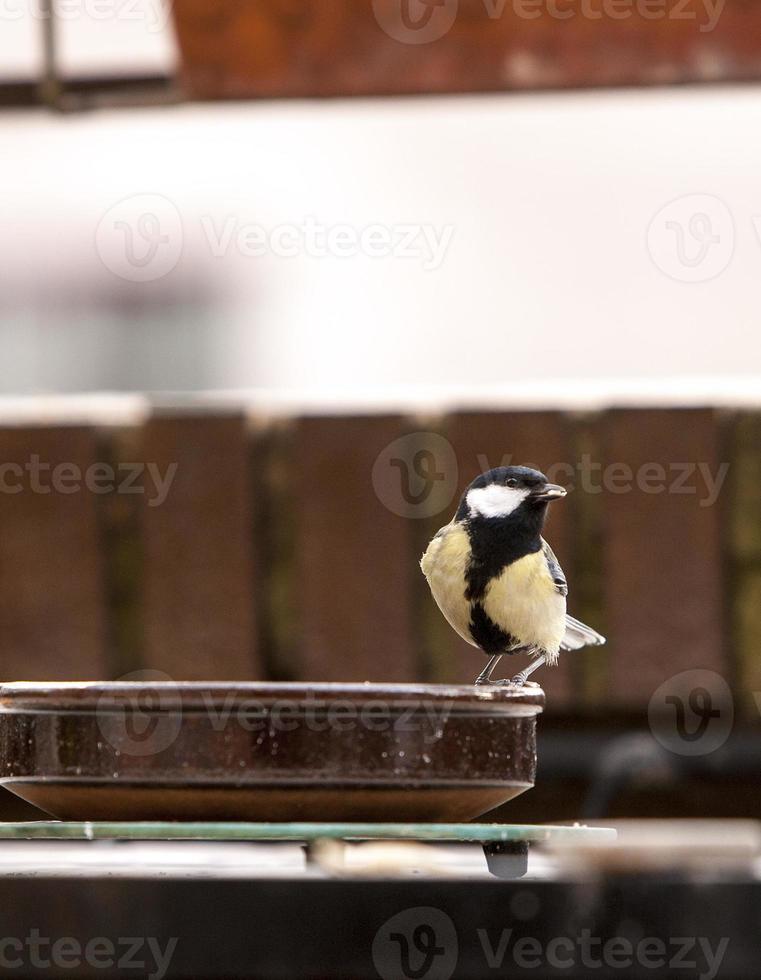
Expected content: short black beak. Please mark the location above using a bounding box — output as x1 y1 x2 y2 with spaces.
531 483 567 502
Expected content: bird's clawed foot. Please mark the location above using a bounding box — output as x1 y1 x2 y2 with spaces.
473 653 545 688
474 676 540 688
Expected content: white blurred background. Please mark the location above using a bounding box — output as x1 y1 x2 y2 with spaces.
2 3 760 402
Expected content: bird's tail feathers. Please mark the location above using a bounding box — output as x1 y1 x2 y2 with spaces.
561 615 606 651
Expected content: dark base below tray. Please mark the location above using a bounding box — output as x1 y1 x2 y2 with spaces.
2 780 533 823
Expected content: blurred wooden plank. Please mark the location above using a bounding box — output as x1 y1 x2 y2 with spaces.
570 414 609 707
173 0 761 99
730 415 761 565
139 414 260 680
97 426 146 680
0 426 107 680
295 416 418 682
429 411 578 705
249 421 299 681
727 413 761 714
602 408 728 707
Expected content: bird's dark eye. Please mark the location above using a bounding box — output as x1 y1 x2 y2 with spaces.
506 478 517 488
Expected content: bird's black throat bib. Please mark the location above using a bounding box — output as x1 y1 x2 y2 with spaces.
462 508 546 603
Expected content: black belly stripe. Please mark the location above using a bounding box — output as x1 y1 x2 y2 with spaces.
469 603 519 655
463 516 542 603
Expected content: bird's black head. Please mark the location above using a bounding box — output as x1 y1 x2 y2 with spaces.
455 465 567 523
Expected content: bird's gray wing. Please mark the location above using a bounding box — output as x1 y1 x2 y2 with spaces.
542 539 606 650
562 615 606 650
541 538 568 596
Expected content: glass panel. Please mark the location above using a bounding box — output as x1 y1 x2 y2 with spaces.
0 821 617 843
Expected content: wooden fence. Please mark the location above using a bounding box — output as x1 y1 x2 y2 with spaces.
171 0 761 99
0 407 756 716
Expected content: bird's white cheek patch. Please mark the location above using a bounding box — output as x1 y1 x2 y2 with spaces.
467 485 530 518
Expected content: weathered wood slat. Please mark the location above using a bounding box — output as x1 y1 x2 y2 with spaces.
569 414 608 707
295 416 418 682
248 421 299 682
97 425 145 680
602 408 727 707
727 413 761 715
0 426 108 680
139 414 260 680
0 406 736 712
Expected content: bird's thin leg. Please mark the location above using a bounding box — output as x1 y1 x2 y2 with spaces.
474 655 503 686
511 655 546 687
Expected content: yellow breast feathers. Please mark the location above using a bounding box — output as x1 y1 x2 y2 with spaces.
421 526 567 660
420 523 478 647
482 551 566 662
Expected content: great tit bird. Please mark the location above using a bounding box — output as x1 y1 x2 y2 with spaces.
420 465 605 686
